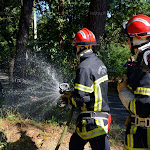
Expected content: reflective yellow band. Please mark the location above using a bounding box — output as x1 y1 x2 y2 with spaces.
81 106 87 111
74 83 94 93
127 85 133 91
82 120 87 133
129 99 136 115
124 144 150 150
130 125 137 134
76 127 106 140
127 134 134 148
128 85 150 96
71 97 77 107
93 75 108 112
94 75 108 84
94 84 102 111
147 128 150 148
95 118 108 133
74 75 108 112
134 87 150 96
82 126 87 133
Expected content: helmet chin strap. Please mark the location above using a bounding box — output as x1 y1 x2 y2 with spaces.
130 37 135 55
130 37 150 55
76 46 92 56
79 49 93 57
134 41 150 69
77 47 87 56
76 46 92 61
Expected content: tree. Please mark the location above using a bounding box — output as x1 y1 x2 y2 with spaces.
87 0 108 42
0 0 21 81
100 0 150 79
14 0 34 79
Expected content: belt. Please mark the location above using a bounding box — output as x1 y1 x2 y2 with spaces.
80 111 109 120
131 115 150 127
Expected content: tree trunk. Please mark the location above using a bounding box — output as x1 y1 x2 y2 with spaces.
14 0 33 78
9 47 16 82
86 0 108 42
55 0 64 51
33 0 38 51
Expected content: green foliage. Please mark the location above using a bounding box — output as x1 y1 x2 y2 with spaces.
0 0 150 79
108 43 130 78
0 0 21 69
47 116 59 126
101 0 150 78
6 110 21 122
32 0 91 84
36 0 90 53
108 120 125 147
107 0 150 44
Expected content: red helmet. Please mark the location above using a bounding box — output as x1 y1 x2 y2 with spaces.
123 14 150 38
73 28 97 46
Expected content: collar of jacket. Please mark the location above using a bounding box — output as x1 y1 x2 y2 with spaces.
80 50 95 63
138 42 150 51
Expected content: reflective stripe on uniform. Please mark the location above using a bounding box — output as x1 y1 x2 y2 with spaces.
147 128 150 148
94 84 102 111
94 75 108 111
74 83 94 93
94 75 108 85
82 120 87 133
123 144 150 150
129 99 136 115
130 125 137 134
134 87 150 96
127 134 134 148
95 118 108 133
127 85 150 96
76 126 106 140
74 75 108 112
71 97 77 107
127 85 133 91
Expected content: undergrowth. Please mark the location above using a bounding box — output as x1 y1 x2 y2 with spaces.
0 110 125 149
108 120 125 147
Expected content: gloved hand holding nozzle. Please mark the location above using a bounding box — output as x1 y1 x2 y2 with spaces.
59 83 72 104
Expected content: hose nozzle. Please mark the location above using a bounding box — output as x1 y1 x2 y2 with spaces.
59 83 69 94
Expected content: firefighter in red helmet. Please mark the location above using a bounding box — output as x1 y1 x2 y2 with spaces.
62 28 111 150
118 14 150 150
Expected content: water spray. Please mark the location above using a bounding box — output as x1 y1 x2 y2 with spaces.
1 55 63 121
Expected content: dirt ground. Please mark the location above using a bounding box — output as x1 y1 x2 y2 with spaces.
0 119 123 150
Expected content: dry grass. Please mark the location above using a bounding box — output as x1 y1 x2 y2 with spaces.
0 118 91 150
0 112 124 150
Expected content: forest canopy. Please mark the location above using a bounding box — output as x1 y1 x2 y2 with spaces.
0 0 150 82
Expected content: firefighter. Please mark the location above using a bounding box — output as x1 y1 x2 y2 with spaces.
118 14 150 150
61 28 111 150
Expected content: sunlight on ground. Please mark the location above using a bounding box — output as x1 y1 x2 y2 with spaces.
0 118 123 150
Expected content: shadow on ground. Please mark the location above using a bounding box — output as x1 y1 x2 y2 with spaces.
0 131 38 150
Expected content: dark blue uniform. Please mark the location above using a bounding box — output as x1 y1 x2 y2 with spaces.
124 49 150 149
69 51 111 150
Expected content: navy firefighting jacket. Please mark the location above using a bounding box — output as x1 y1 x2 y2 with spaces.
122 49 150 149
70 51 110 140
127 49 150 118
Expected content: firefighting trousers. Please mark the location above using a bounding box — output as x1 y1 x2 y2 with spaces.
123 124 150 150
69 132 110 150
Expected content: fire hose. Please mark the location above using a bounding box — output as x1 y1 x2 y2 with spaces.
55 83 75 150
